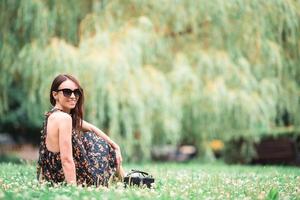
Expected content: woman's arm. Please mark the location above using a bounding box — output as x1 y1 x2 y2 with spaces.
58 113 76 185
81 120 119 149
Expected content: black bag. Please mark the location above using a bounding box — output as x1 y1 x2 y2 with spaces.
124 169 155 188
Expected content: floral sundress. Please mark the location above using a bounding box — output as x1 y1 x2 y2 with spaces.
37 108 117 186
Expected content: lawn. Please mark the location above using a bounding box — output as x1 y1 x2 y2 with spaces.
0 161 299 199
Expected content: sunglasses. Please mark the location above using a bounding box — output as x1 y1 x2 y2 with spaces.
56 88 81 98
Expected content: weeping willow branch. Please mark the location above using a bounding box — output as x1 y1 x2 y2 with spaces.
0 0 300 161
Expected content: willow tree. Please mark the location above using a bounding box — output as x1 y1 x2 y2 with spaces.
1 0 300 161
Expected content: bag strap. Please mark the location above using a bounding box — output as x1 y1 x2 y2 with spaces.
126 169 151 177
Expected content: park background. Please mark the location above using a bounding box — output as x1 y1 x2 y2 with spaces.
0 0 300 199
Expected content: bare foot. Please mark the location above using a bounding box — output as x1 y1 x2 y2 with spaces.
116 165 125 181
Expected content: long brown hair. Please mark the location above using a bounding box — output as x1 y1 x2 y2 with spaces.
49 74 84 131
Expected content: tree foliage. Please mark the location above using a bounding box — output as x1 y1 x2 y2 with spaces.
0 0 300 161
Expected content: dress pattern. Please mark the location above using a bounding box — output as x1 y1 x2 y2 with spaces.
37 108 117 186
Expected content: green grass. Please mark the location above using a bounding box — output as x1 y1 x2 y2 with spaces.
0 162 299 199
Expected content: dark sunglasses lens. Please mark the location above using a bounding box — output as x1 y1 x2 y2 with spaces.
74 89 81 97
60 89 81 98
62 89 73 97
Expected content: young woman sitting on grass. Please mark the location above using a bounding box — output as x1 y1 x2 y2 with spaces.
37 74 125 186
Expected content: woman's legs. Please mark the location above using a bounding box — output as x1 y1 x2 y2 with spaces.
82 131 125 185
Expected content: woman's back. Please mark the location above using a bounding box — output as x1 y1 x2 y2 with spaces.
45 111 69 153
37 108 66 184
37 108 94 185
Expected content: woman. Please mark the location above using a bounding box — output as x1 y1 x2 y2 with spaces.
37 74 124 186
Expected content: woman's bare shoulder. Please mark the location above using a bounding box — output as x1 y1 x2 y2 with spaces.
48 111 72 123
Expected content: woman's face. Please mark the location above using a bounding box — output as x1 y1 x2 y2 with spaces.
52 79 80 112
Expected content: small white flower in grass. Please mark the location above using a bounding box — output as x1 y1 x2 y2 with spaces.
114 187 123 194
101 197 109 200
86 186 94 192
150 182 156 188
54 195 72 200
95 185 108 192
73 190 80 196
169 191 176 198
116 181 124 189
82 196 90 200
0 190 4 198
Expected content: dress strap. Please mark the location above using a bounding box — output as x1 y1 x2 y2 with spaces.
44 107 74 133
42 108 62 137
44 107 66 118
51 107 62 112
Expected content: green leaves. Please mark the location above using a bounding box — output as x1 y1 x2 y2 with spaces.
266 188 279 200
1 0 300 161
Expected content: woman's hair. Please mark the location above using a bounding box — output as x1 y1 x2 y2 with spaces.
49 74 84 131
